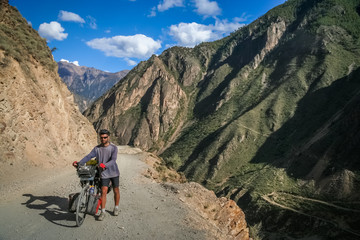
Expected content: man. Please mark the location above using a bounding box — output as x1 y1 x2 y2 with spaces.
73 129 120 221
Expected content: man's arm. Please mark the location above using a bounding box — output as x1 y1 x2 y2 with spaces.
78 147 97 165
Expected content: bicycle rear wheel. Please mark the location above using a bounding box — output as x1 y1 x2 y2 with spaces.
76 185 89 226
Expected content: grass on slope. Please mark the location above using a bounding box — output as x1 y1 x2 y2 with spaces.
0 4 56 71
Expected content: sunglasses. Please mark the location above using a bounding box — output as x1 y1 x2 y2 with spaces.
100 136 108 139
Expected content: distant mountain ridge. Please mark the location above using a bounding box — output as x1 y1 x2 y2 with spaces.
58 61 129 112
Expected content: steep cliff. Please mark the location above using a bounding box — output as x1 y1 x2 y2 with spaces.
85 54 193 150
58 61 129 112
85 0 360 238
0 1 97 177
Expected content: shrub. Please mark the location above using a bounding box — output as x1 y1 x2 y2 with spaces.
165 153 182 169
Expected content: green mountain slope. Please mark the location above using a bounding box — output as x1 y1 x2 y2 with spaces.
85 0 360 238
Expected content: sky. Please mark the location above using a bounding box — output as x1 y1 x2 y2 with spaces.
11 0 286 73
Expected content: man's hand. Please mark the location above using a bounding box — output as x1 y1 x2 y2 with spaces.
99 163 106 169
72 161 78 168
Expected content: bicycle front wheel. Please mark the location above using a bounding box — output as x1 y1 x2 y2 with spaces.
76 185 89 226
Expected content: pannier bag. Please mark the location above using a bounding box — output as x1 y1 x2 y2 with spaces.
77 165 96 178
86 194 101 215
68 192 80 212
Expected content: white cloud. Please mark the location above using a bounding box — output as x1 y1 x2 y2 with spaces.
212 18 245 33
233 13 250 23
125 58 137 66
165 43 176 49
157 0 184 12
72 61 80 66
169 22 212 47
149 0 184 17
60 59 80 66
58 10 85 23
148 7 157 17
149 0 221 18
87 16 97 29
169 19 245 47
86 34 162 59
38 21 68 41
193 0 221 17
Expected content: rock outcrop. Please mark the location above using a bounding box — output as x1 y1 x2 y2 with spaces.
0 1 97 178
174 182 249 240
144 154 249 240
58 61 129 112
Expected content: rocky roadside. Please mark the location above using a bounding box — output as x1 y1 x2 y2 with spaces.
143 153 250 240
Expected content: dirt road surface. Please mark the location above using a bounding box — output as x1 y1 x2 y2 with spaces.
0 146 211 240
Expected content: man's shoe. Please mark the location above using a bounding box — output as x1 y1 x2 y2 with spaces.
114 208 119 216
98 212 106 221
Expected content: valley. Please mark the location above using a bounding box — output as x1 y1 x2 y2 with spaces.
261 192 360 237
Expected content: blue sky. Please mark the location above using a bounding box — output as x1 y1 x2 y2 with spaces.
11 0 286 72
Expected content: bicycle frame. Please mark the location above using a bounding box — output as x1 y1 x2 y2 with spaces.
75 166 101 227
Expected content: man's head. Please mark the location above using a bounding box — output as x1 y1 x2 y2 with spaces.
99 129 110 146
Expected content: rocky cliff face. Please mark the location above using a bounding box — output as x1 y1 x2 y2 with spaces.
58 61 129 112
85 0 360 238
85 55 192 150
0 1 97 177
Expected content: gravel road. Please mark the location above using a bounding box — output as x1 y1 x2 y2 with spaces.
0 146 210 240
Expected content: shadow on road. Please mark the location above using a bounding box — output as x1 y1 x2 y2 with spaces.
22 193 77 228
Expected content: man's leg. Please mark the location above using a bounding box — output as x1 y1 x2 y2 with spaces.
114 187 120 206
99 178 110 221
101 186 108 210
112 176 120 216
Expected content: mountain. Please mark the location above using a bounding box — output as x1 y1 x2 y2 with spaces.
84 0 360 238
58 61 129 112
0 0 97 177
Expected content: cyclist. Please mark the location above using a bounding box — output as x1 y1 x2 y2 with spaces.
73 129 120 221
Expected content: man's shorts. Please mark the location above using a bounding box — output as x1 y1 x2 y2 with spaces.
101 176 119 188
